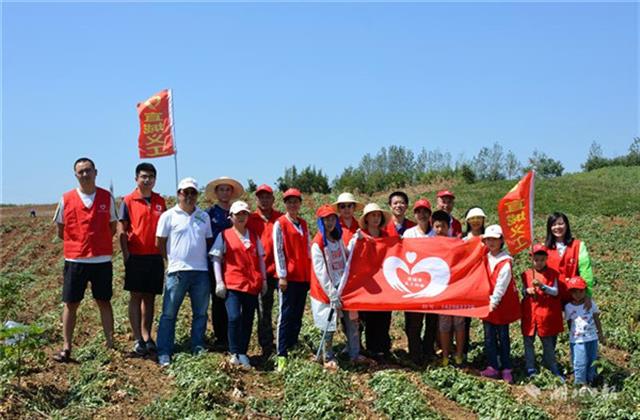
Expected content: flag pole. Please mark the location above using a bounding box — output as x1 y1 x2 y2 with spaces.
169 88 179 189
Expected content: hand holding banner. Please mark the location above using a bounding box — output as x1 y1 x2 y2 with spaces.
137 89 175 158
498 170 535 255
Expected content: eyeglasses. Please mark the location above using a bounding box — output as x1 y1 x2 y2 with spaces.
338 203 355 209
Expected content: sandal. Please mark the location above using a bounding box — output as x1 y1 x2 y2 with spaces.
53 349 71 363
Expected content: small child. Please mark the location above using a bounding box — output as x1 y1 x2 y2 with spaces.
480 225 521 384
564 276 604 387
521 244 564 378
433 210 466 366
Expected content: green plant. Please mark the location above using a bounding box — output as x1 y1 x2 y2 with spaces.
369 370 442 419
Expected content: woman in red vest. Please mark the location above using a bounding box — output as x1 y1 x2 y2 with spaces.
358 203 393 360
210 201 267 368
273 188 311 372
545 212 594 299
479 225 521 384
521 244 564 378
310 204 369 368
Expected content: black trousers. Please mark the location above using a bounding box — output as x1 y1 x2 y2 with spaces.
209 267 228 346
361 311 392 355
405 312 438 362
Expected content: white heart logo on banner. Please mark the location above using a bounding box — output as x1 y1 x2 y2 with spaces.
382 253 451 298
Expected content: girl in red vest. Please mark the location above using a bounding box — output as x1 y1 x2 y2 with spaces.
521 244 564 378
273 188 311 372
479 225 521 383
545 212 594 300
210 201 267 368
310 205 369 369
358 203 393 360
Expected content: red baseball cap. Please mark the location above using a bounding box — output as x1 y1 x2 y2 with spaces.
437 190 455 199
283 188 302 200
316 204 338 219
531 243 548 255
413 198 432 211
566 276 587 290
255 184 273 195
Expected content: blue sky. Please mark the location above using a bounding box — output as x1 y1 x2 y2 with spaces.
2 1 638 204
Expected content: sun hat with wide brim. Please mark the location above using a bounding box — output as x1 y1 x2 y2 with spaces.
358 203 392 230
466 207 487 221
205 177 245 201
332 192 364 212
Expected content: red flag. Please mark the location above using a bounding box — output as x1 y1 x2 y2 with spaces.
498 170 535 255
337 237 491 317
137 89 175 158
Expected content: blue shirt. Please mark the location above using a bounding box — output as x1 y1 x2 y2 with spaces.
206 204 232 241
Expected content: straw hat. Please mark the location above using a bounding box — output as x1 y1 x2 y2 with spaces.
332 192 364 212
358 203 391 230
205 176 244 201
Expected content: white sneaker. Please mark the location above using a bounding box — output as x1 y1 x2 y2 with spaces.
238 354 251 368
229 354 240 365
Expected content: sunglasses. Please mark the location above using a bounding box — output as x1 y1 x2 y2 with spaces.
338 203 355 209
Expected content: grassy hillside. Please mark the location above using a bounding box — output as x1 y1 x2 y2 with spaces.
1 166 639 419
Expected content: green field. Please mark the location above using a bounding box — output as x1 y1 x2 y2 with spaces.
1 166 639 419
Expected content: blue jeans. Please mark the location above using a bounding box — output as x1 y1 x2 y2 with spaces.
483 321 512 370
324 311 360 360
523 334 560 375
571 340 598 385
157 270 210 358
277 281 309 357
225 290 258 355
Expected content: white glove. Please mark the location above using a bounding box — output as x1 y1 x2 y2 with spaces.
261 279 268 297
215 282 227 299
355 229 363 240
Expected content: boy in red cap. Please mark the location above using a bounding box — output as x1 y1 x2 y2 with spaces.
521 244 563 378
564 276 604 387
403 198 438 364
436 190 462 238
246 184 283 357
273 188 311 372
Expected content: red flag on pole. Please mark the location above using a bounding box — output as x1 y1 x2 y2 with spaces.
498 170 535 255
335 237 491 317
137 89 175 158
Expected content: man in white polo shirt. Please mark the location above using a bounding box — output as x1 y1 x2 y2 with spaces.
155 177 213 366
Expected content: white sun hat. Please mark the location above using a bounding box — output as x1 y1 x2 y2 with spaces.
358 203 392 230
465 207 487 221
229 200 251 215
332 192 364 212
482 224 503 239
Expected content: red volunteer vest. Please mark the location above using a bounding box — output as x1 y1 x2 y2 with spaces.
278 215 311 282
247 209 283 277
483 258 521 325
123 189 166 255
62 188 113 259
546 239 581 300
310 234 331 304
222 228 263 295
451 217 463 238
520 267 563 337
339 217 359 246
384 218 416 237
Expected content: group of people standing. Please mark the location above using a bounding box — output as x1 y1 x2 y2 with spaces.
52 157 604 387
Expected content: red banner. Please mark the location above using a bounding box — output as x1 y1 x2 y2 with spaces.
498 170 535 255
137 89 175 158
337 237 491 317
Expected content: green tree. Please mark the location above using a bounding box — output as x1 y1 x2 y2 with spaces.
526 150 564 178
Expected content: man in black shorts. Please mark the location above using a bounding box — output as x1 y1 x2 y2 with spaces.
118 163 167 356
53 157 117 362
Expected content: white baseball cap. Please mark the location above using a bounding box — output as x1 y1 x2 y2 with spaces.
465 207 487 220
482 224 503 239
229 200 251 215
177 177 198 191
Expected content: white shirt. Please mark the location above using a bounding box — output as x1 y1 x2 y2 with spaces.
565 301 600 343
156 205 213 273
403 225 434 238
53 188 117 263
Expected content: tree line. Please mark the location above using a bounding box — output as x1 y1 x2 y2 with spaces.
246 138 639 195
